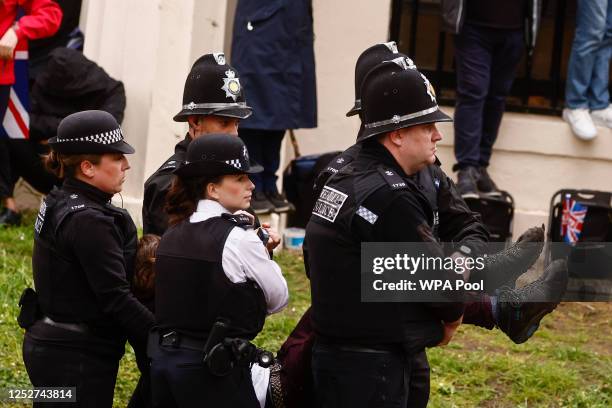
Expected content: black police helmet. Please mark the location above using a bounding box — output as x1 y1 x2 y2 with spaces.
173 53 252 122
48 110 135 154
174 134 263 178
357 59 452 143
346 41 404 117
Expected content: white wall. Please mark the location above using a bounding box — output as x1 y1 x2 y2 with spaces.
78 0 392 223
82 0 229 223
287 0 392 160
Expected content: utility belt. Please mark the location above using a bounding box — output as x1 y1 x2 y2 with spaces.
315 336 409 356
148 320 275 377
18 288 122 341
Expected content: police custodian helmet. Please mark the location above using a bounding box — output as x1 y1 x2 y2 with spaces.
48 110 135 154
173 53 252 122
346 41 401 117
174 133 263 178
357 58 452 143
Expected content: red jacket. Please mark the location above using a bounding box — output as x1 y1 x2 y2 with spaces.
1 0 62 85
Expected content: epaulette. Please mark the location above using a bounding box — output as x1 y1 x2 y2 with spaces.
377 166 409 190
159 159 181 172
222 212 253 229
65 193 91 213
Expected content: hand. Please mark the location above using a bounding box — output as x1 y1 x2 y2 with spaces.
437 315 463 347
0 28 18 60
261 222 281 252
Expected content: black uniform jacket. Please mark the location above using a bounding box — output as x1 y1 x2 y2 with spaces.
142 134 261 236
315 143 489 254
31 177 154 345
305 141 467 353
142 135 190 235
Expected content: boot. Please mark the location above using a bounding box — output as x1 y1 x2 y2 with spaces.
471 226 545 292
456 166 480 198
496 259 568 344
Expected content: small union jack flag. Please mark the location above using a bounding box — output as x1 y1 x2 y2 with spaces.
1 9 29 140
561 194 588 245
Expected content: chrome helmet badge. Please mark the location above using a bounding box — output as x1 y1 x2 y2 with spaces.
222 70 241 102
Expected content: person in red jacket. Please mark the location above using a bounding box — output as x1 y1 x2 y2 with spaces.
0 0 62 226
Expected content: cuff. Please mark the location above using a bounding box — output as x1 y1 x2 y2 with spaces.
13 23 25 41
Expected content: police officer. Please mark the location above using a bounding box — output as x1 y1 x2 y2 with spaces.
306 60 567 407
319 42 564 346
21 110 155 407
142 52 252 235
148 134 289 408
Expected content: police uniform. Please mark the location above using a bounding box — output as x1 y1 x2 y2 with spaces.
21 111 154 408
306 59 472 407
142 53 252 235
148 134 288 408
306 44 488 408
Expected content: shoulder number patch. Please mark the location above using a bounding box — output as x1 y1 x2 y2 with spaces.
312 186 348 223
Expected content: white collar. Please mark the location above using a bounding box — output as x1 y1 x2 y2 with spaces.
189 199 231 223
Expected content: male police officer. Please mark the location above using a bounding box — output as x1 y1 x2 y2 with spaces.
306 59 567 407
317 42 565 346
143 53 252 235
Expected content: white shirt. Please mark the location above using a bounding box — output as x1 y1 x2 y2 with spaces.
189 199 289 314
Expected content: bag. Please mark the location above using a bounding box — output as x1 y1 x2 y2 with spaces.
17 288 41 329
283 152 342 228
463 191 514 244
545 189 612 293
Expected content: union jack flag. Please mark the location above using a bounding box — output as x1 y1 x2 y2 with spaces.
561 194 588 245
1 10 29 140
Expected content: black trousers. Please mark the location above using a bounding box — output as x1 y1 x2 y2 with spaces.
239 128 285 193
149 343 259 408
312 343 429 408
453 24 524 169
23 334 122 408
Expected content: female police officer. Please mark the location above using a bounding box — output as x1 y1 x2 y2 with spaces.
21 110 155 407
148 134 288 408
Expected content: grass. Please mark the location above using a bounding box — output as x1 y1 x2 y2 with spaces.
1 213 611 407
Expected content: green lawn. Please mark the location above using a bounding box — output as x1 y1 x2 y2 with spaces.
1 214 610 407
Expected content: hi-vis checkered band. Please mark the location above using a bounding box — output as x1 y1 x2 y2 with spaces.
55 127 124 145
225 159 242 170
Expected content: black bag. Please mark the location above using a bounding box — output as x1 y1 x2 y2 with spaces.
17 288 41 329
463 192 514 244
545 190 612 295
283 152 342 228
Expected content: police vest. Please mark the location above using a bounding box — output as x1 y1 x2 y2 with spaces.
32 187 137 327
307 157 444 351
154 215 267 341
314 144 442 239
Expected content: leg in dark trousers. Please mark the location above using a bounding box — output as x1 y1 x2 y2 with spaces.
240 128 265 192
479 29 524 167
407 351 430 408
312 343 413 408
150 346 259 408
239 128 285 193
23 335 120 408
453 24 493 170
260 130 285 193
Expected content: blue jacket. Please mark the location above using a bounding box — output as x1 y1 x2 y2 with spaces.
231 0 317 130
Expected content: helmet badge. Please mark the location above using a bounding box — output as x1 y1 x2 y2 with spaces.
213 53 226 65
222 70 241 102
420 73 436 103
